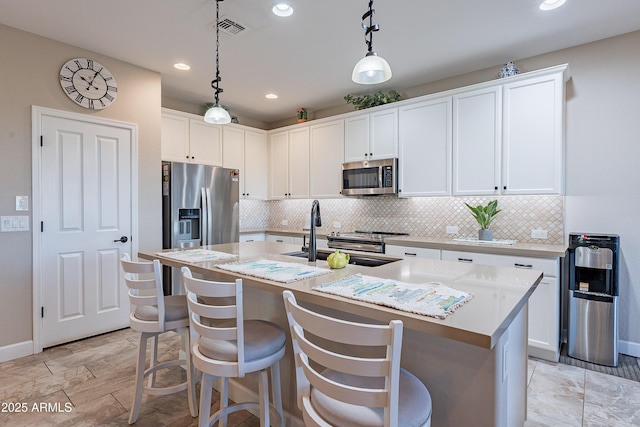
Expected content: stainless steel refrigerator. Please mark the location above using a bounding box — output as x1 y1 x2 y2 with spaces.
162 161 239 293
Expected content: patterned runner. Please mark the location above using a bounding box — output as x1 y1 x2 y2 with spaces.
217 258 332 283
313 274 473 319
158 249 238 263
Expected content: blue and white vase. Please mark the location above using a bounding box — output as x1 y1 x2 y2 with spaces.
498 62 520 78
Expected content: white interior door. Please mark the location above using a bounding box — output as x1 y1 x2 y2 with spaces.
38 112 133 348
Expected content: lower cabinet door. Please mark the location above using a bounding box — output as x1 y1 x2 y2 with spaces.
527 276 560 360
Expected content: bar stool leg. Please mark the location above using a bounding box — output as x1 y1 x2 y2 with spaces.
199 374 213 427
129 332 151 425
270 362 284 427
258 369 269 427
148 335 159 388
220 377 229 427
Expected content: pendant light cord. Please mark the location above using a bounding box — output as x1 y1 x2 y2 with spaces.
212 0 224 105
362 0 379 55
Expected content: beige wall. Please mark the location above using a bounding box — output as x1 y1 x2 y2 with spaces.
0 24 162 349
2 21 639 356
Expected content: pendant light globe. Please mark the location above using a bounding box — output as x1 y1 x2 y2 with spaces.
204 104 231 124
352 52 392 84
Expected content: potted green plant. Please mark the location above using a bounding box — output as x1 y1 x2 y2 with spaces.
344 90 401 110
297 108 308 123
465 200 501 241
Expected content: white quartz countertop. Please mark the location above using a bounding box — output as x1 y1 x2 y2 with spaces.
142 241 542 350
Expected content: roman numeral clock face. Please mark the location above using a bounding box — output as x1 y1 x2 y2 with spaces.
59 58 118 109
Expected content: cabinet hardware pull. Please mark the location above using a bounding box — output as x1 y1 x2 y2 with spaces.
246 239 254 242
404 252 417 257
458 258 473 263
514 263 533 269
276 239 283 242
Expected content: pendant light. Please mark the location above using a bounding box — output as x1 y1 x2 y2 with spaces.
352 0 392 85
204 0 231 124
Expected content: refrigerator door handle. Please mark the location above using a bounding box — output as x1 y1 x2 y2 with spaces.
205 187 213 247
201 187 208 246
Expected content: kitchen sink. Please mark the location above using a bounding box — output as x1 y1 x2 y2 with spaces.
281 250 399 267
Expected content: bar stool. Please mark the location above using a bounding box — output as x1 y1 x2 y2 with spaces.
120 254 198 424
282 290 432 427
181 267 286 427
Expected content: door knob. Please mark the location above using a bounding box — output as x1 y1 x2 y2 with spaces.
114 236 128 243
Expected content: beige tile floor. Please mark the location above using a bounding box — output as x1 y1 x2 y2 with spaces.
1 328 639 426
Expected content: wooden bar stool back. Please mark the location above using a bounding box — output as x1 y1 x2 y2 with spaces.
282 290 432 427
120 253 198 424
182 267 286 427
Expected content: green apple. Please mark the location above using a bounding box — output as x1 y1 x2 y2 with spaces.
327 250 350 269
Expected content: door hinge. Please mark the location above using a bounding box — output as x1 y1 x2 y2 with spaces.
40 135 43 147
41 221 44 232
41 306 44 318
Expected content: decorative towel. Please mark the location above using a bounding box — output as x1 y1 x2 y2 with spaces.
313 274 473 319
158 249 238 263
454 237 517 245
217 258 332 283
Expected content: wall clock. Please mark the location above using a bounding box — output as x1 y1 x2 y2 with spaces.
59 58 118 109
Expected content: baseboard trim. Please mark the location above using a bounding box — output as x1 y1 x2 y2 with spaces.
0 340 33 363
619 339 640 358
212 378 304 427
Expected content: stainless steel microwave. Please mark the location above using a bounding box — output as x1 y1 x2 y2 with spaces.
341 158 398 196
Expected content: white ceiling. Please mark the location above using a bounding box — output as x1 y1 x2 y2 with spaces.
2 0 640 124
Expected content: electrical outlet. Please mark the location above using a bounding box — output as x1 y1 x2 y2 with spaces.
16 196 29 211
446 226 459 234
531 229 548 239
333 221 341 228
281 219 288 226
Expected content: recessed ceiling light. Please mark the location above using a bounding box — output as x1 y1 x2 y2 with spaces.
272 2 293 17
539 0 566 10
174 63 191 71
265 93 278 99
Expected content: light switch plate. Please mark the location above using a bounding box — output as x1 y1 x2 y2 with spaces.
531 229 548 239
333 221 341 228
16 196 29 211
1 216 29 232
281 219 288 226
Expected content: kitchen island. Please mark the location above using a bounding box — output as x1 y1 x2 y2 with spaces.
140 241 543 427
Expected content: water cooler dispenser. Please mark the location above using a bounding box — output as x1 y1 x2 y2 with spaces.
567 233 619 367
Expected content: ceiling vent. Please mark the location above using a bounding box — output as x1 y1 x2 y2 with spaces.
216 15 249 36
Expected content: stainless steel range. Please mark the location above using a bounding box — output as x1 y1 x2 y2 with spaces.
326 231 408 254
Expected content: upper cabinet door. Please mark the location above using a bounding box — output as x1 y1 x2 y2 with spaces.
310 119 344 198
344 115 369 163
398 97 452 197
222 126 244 171
161 113 189 162
452 87 502 196
343 108 398 163
502 72 565 194
189 119 223 166
369 108 398 160
269 131 289 200
288 127 310 199
244 130 268 200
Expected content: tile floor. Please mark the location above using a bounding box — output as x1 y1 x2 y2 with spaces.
1 328 639 426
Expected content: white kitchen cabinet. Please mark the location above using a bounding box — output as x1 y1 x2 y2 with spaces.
161 112 189 162
441 249 560 361
452 87 502 196
161 109 222 166
309 119 344 198
189 119 223 166
385 245 440 260
239 232 265 242
502 70 566 194
268 128 309 200
266 234 304 246
223 126 268 200
344 108 398 162
398 97 452 197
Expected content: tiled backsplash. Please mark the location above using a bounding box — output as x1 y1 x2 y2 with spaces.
240 195 564 244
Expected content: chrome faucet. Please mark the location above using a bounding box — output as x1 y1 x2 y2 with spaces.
309 199 322 262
